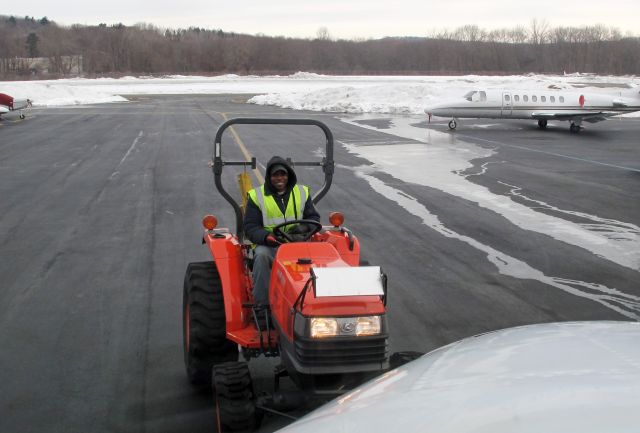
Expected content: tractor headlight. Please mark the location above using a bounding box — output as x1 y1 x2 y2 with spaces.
310 318 339 338
355 316 382 336
310 316 381 338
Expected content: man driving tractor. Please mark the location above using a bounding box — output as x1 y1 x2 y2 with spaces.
243 156 320 306
184 120 391 429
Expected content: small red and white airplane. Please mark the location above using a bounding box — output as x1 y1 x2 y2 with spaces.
0 93 32 120
426 88 640 133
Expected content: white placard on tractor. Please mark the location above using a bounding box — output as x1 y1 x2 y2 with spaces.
312 266 385 297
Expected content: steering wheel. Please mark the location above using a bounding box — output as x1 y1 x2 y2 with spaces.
272 219 322 243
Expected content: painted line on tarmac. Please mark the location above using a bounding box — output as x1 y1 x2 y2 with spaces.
111 130 143 177
462 135 640 174
220 112 265 184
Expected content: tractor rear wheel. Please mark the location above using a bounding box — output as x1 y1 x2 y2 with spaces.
183 261 238 386
213 361 261 431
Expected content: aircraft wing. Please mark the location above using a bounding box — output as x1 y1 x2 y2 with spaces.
278 322 640 433
531 111 619 124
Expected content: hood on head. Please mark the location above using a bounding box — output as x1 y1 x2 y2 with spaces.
265 156 297 194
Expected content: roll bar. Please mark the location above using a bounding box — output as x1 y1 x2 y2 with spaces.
212 118 335 239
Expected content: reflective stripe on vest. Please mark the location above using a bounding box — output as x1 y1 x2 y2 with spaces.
249 184 308 231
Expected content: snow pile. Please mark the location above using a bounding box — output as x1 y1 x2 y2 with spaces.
1 72 638 115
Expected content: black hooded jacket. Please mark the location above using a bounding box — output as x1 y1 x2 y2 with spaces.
243 156 320 245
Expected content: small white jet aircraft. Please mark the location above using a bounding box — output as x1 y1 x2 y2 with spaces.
426 88 640 133
0 93 32 120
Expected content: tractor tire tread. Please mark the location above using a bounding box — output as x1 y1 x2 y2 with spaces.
213 362 260 431
184 261 238 387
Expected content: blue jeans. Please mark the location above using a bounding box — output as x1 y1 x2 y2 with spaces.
252 245 278 306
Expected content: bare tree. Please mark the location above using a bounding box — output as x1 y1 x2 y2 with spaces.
529 18 550 44
316 26 332 41
1 15 639 79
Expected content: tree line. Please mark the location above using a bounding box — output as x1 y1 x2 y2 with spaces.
1 15 638 79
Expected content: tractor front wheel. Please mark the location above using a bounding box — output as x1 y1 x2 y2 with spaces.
213 362 262 431
183 261 238 387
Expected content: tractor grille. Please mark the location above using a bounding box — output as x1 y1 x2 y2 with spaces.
293 335 388 368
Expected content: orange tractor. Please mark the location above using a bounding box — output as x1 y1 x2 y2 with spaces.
183 118 390 430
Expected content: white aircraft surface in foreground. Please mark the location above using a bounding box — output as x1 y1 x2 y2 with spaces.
426 88 640 132
278 321 640 433
0 93 31 119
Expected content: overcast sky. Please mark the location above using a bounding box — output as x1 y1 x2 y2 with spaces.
5 0 639 39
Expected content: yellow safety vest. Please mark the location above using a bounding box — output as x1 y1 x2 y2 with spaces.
248 184 309 232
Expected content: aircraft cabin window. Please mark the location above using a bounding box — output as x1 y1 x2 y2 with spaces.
541 96 546 102
479 91 487 101
514 95 520 102
550 96 555 103
532 95 538 102
464 91 477 102
523 95 529 102
560 96 565 103
504 94 511 101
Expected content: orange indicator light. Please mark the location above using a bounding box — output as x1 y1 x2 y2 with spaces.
329 212 344 227
202 215 218 230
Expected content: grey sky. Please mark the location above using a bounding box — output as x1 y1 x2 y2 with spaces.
6 0 639 39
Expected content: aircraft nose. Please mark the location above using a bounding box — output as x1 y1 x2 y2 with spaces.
424 104 440 115
424 102 444 116
425 100 458 118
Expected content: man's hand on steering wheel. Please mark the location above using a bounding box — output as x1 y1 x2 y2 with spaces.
272 219 322 243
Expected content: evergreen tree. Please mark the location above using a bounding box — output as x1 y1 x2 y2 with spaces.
26 32 39 57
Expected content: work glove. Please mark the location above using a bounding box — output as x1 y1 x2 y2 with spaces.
265 233 281 247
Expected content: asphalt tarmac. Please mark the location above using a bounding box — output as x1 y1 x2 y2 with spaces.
1 95 638 432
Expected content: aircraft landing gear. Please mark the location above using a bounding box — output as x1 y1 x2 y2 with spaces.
537 119 547 129
19 113 25 120
569 122 581 133
448 119 457 130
